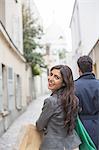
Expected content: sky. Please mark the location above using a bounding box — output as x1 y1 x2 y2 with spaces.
33 0 75 50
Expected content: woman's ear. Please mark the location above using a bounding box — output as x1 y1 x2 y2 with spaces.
78 68 83 76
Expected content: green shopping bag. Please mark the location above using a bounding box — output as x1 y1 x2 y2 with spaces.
75 116 97 150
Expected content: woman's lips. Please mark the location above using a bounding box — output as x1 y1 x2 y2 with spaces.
48 82 54 87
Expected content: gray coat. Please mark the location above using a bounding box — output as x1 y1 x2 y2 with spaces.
36 91 81 150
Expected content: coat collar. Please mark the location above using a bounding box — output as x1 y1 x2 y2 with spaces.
77 72 95 80
50 87 64 97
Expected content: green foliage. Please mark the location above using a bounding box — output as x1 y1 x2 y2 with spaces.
22 4 43 55
22 4 46 76
59 49 66 59
32 64 41 75
25 52 44 65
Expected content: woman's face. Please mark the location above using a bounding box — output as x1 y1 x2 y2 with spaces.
48 69 63 92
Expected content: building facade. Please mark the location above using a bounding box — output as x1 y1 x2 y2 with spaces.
0 0 33 136
70 0 99 79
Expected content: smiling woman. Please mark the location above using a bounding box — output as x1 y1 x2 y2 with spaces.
36 65 81 150
48 68 63 92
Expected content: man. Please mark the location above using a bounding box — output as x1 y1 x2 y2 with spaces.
74 55 99 149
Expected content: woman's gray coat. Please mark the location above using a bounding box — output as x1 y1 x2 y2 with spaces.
36 90 81 150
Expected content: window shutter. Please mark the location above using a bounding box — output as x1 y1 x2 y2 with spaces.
15 74 22 109
8 67 14 110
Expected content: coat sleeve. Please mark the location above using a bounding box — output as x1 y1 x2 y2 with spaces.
36 97 55 131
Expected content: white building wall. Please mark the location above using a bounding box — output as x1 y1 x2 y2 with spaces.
0 34 26 107
0 26 34 135
70 0 99 79
0 0 5 25
26 65 33 104
4 0 23 53
0 0 33 135
78 0 99 54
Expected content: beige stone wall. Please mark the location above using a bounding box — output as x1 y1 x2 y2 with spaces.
95 44 99 79
89 42 99 79
0 33 26 105
26 64 33 104
4 0 23 53
0 28 34 135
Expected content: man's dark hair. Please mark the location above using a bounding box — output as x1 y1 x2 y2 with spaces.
77 55 93 73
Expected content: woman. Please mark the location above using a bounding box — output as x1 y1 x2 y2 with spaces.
36 65 81 150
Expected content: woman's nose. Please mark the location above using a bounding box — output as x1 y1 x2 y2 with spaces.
48 76 54 81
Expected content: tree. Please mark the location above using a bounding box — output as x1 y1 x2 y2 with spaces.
59 49 67 59
22 4 46 75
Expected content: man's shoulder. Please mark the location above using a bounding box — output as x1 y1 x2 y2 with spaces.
74 78 83 84
94 79 99 86
96 79 99 82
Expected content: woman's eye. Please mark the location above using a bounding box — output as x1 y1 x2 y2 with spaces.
49 73 53 76
50 72 53 76
49 72 61 80
55 75 60 79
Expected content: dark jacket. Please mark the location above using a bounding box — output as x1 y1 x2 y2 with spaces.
74 72 99 149
36 90 81 150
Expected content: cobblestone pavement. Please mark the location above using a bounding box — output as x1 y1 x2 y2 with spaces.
0 94 48 150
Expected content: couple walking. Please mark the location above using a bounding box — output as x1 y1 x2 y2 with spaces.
36 55 99 150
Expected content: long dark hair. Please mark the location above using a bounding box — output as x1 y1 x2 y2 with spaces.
51 65 78 134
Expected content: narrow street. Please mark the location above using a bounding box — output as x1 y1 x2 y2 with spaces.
0 94 48 150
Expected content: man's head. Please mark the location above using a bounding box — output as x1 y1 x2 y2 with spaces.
77 55 93 75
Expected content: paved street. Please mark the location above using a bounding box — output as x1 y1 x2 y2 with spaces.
0 94 48 150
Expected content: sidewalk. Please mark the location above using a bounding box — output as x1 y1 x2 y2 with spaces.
0 94 48 150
